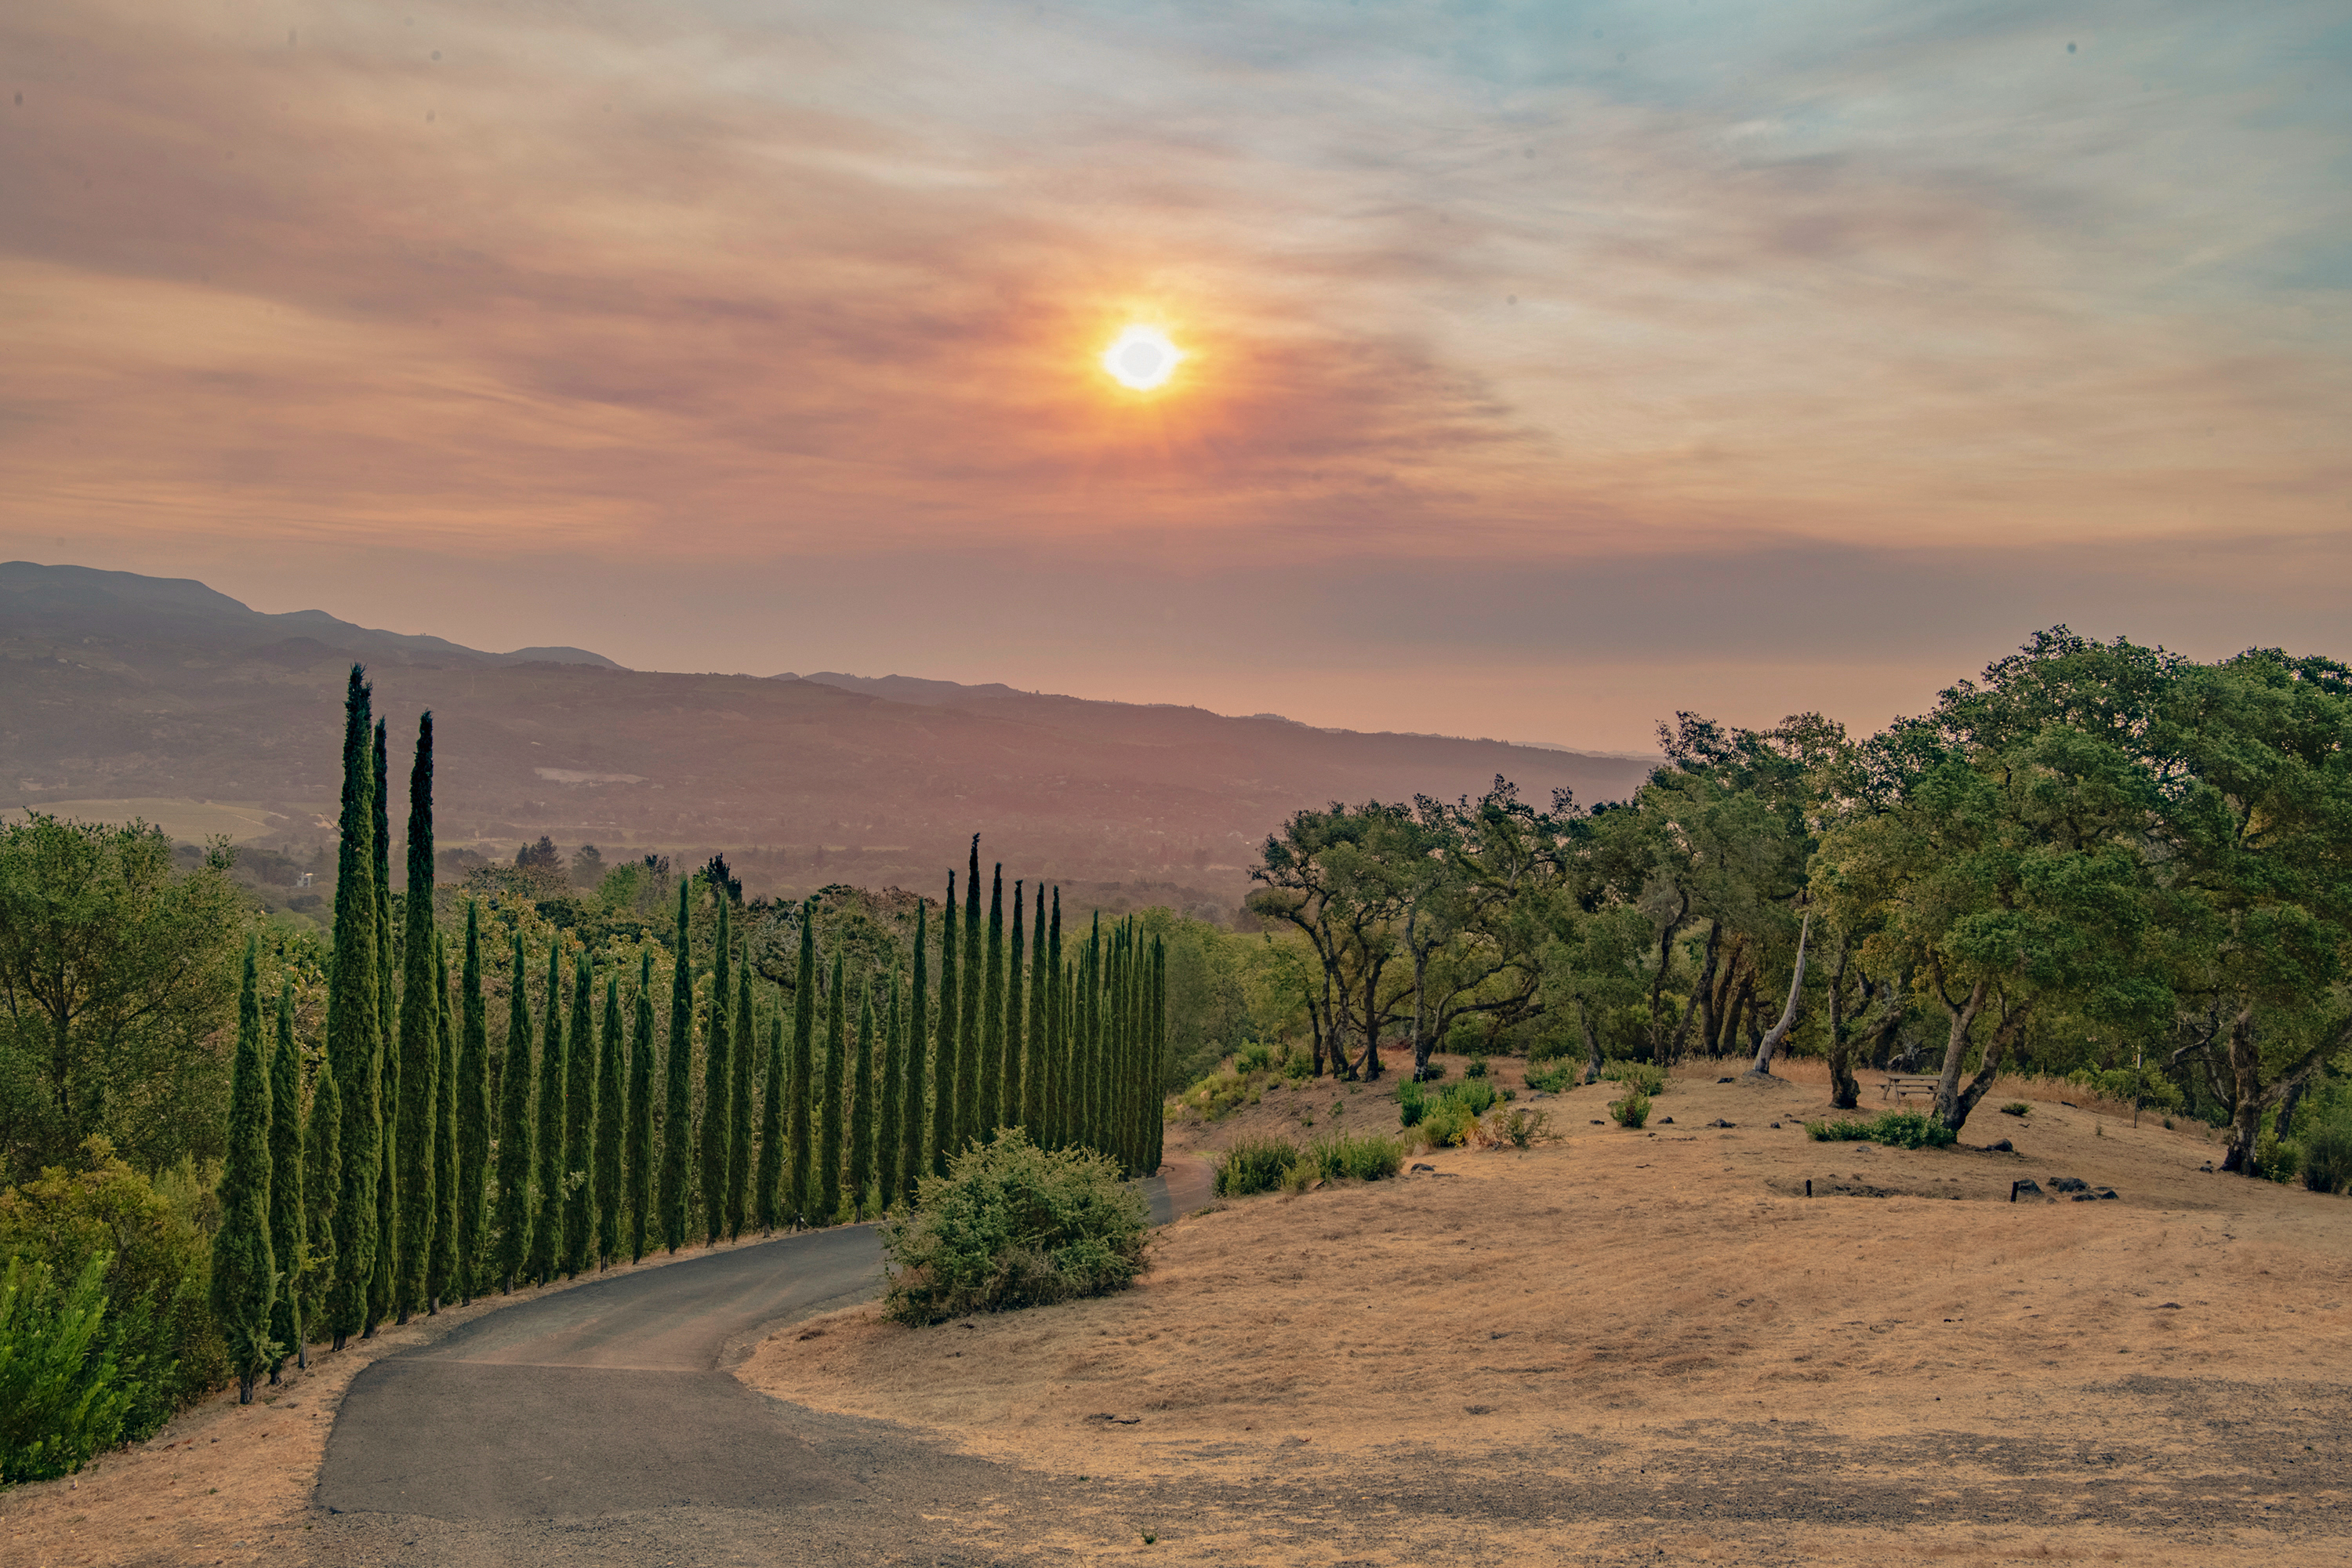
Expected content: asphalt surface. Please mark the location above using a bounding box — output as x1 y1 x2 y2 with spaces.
310 1161 1211 1566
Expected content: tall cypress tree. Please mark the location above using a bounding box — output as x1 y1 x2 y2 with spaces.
850 974 876 1218
1149 937 1167 1174
661 882 692 1252
727 944 753 1240
212 938 274 1404
877 965 902 1214
1083 914 1103 1155
1004 876 1024 1131
596 973 625 1266
456 902 490 1305
325 666 378 1352
494 935 535 1291
1017 883 1040 1133
629 949 656 1261
267 980 305 1378
932 873 957 1175
701 895 731 1245
980 864 1004 1134
818 949 846 1221
368 717 395 1337
303 1007 339 1355
755 996 786 1232
788 901 817 1223
1041 890 1062 1145
564 954 596 1274
529 938 564 1283
427 940 457 1311
902 902 928 1199
392 713 437 1325
958 838 982 1154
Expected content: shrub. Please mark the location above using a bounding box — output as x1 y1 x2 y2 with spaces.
1214 1135 1301 1198
1602 1061 1668 1096
1279 1047 1311 1083
1396 1078 1428 1128
1465 1055 1489 1080
1415 1062 1450 1083
1236 1041 1273 1074
1308 1133 1403 1182
1445 1078 1500 1118
1419 1099 1475 1148
2067 1065 2185 1114
1 1254 136 1484
2000 1102 2031 1117
1524 1062 1577 1094
1608 1089 1651 1129
1179 1066 1255 1123
1803 1111 1957 1149
2302 1121 2352 1196
1486 1107 1552 1149
0 1137 223 1442
880 1131 1149 1324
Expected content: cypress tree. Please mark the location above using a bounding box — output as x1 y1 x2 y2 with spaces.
564 954 596 1274
702 895 731 1245
303 1013 339 1355
661 881 692 1252
427 940 456 1310
629 949 656 1261
393 714 437 1325
267 980 305 1378
325 665 378 1352
980 864 1004 1134
901 902 928 1200
850 974 876 1218
1004 876 1024 1133
1019 883 1042 1134
931 873 957 1174
756 996 786 1232
529 938 564 1283
1040 890 1062 1145
212 938 275 1404
877 967 902 1213
456 902 490 1305
818 949 846 1222
596 973 624 1266
788 900 816 1223
1149 937 1167 1174
493 935 535 1292
958 838 982 1154
727 942 753 1240
368 717 394 1337
1082 914 1102 1156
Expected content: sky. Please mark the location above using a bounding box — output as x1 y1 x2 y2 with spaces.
3 1 2347 751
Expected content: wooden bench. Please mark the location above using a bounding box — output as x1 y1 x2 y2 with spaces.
1879 1074 1943 1102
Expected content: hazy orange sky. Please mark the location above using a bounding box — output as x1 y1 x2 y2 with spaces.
5 2 2346 750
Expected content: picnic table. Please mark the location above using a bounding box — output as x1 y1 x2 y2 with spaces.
1879 1074 1942 1102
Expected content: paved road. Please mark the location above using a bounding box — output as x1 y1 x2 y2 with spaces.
310 1161 1210 1566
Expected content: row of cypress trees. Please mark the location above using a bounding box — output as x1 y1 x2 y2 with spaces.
206 668 1171 1392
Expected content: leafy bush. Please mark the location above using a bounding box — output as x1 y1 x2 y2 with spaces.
1214 1135 1301 1197
2 1254 133 1484
2000 1102 2031 1117
1419 1098 1475 1148
880 1131 1149 1324
1307 1133 1403 1182
1396 1078 1428 1128
1804 1111 1958 1149
1278 1047 1312 1083
1415 1062 1450 1083
0 1137 223 1440
1179 1065 1257 1122
1608 1089 1651 1129
1486 1107 1552 1149
2067 1065 2186 1114
2302 1120 2352 1196
1601 1061 1668 1096
1236 1041 1273 1074
1446 1078 1501 1118
1465 1055 1490 1080
1524 1062 1577 1094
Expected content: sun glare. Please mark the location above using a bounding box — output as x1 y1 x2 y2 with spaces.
1101 325 1184 390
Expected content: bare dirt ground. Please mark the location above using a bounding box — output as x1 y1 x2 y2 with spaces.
0 1234 787 1568
748 1059 2352 1566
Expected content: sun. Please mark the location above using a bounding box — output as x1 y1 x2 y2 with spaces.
1101 325 1184 390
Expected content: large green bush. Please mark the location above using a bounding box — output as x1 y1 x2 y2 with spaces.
1 1254 133 1484
2303 1120 2352 1196
1306 1132 1403 1182
0 1136 224 1439
1805 1111 1958 1149
1213 1135 1298 1197
881 1130 1149 1323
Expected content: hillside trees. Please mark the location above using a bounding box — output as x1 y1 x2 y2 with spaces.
208 939 274 1403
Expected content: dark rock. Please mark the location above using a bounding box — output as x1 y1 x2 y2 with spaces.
2010 1179 2045 1202
1717 1076 1736 1083
1708 1118 1736 1129
2050 1176 2090 1193
1464 1404 1494 1416
1410 1162 1436 1174
1986 1138 2014 1152
2096 1188 2120 1200
1590 1119 1605 1125
1658 1116 1674 1125
1769 1121 1783 1129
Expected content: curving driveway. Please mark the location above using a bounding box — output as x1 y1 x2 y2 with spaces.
310 1161 1210 1565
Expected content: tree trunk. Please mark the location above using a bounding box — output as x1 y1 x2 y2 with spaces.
1824 949 1860 1110
1745 913 1812 1078
1409 920 1434 1080
1359 957 1385 1081
1664 924 1719 1068
1932 979 1990 1129
1704 935 1744 1058
1717 962 1753 1061
2220 1008 2266 1172
1647 891 1690 1061
1949 1000 2032 1134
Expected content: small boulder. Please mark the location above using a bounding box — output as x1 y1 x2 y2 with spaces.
1590 1119 1605 1125
1708 1118 1736 1129
1717 1076 1736 1084
2050 1176 2090 1193
2010 1179 2045 1202
2096 1188 2120 1200
1658 1116 1674 1125
1410 1162 1436 1174
1985 1138 2014 1152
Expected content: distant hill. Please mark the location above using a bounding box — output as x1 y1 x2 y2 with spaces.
1 564 1654 913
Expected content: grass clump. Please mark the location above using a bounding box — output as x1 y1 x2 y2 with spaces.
1524 1062 1577 1094
1403 1076 1502 1146
1419 1098 1476 1148
1608 1088 1651 1128
1214 1134 1301 1198
1600 1061 1668 1096
2000 1102 2031 1117
1308 1132 1404 1182
1486 1106 1552 1149
881 1129 1149 1324
1804 1110 1958 1149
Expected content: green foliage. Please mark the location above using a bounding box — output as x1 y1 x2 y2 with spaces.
1804 1110 1958 1149
1524 1062 1577 1094
1445 1078 1500 1116
1608 1089 1651 1128
1465 1054 1489 1079
880 1129 1148 1323
2067 1065 2185 1113
1305 1132 1403 1182
1396 1077 1427 1127
1236 1041 1273 1074
2301 1119 2352 1196
0 1254 133 1484
0 1137 225 1441
2000 1102 2031 1117
1599 1061 1668 1096
1418 1098 1475 1147
1492 1106 1551 1149
208 942 274 1398
1211 1134 1298 1197
1179 1064 1261 1123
